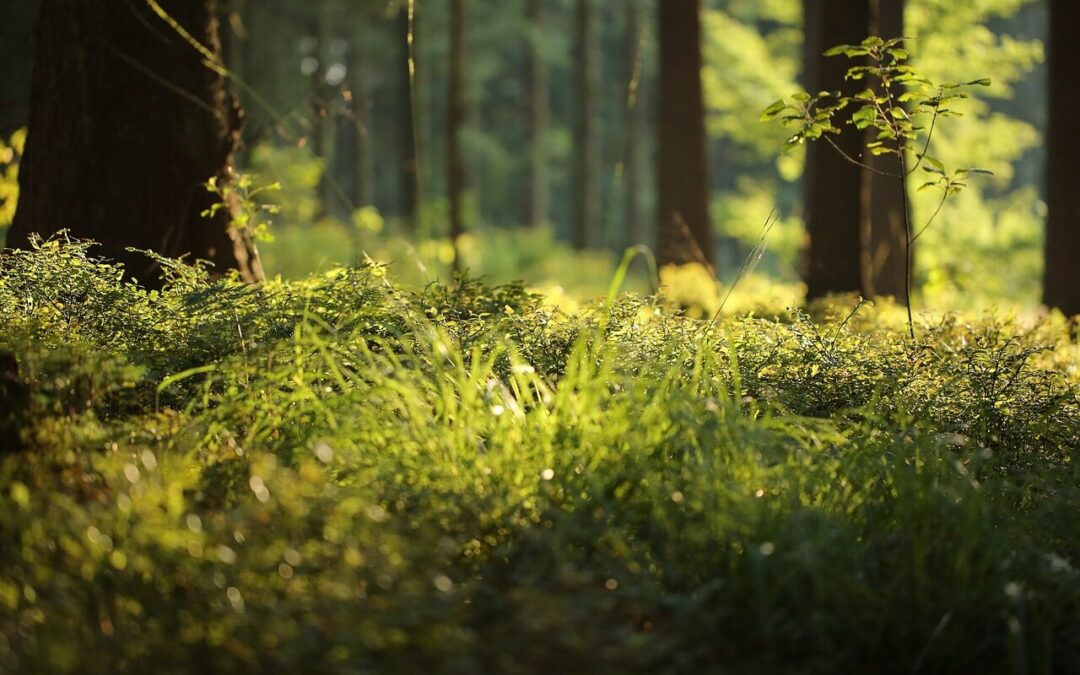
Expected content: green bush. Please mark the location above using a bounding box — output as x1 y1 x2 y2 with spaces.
1 239 1077 674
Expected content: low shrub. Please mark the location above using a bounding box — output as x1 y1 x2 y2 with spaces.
1 239 1077 674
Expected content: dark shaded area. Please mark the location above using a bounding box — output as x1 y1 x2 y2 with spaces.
0 0 41 137
1043 0 1080 317
0 351 26 454
6 0 263 286
861 0 909 303
802 0 869 300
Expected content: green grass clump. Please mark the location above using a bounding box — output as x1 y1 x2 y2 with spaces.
1 239 1078 674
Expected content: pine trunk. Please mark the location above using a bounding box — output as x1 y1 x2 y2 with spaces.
447 0 466 271
802 0 868 300
526 0 549 229
1043 0 1080 317
7 0 263 286
398 6 418 233
350 20 374 208
624 0 645 248
657 0 713 268
573 0 599 250
862 0 908 303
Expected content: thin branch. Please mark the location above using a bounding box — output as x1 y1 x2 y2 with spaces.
910 190 949 243
822 134 903 178
898 150 915 342
907 104 940 175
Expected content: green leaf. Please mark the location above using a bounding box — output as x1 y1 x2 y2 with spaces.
761 100 788 120
922 155 946 173
851 107 877 129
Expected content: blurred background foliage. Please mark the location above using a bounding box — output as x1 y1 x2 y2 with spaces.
0 0 1049 312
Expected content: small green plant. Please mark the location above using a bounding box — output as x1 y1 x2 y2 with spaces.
763 36 992 339
202 171 281 244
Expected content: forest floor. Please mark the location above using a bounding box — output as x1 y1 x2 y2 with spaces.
1 240 1078 674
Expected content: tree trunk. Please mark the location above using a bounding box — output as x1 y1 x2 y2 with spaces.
802 0 867 300
1043 0 1080 317
526 0 549 229
573 0 600 250
0 0 41 138
624 0 645 248
312 0 337 219
657 0 713 268
398 5 418 233
349 19 374 208
447 0 466 272
8 0 262 286
862 0 908 303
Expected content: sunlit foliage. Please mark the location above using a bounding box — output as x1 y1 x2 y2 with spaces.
1 240 1077 673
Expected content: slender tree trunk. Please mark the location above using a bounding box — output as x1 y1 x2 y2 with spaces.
526 0 549 229
624 0 645 248
573 0 599 250
7 0 263 286
447 0 466 272
350 20 374 207
219 2 250 167
1043 0 1080 317
398 5 418 233
862 0 908 303
311 0 338 218
657 0 713 268
802 0 867 300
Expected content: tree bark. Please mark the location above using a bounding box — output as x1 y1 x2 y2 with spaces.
573 0 600 250
1043 0 1080 317
349 19 374 208
311 0 337 219
657 0 713 268
862 0 908 303
0 0 42 138
802 0 868 300
398 5 418 233
526 0 549 229
624 0 645 248
7 0 263 286
447 0 466 272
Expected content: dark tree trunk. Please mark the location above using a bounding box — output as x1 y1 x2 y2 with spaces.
0 0 40 137
349 20 374 208
573 0 600 250
398 5 418 233
1044 0 1080 317
802 0 868 300
312 0 337 219
447 0 466 272
657 0 713 269
624 0 645 248
526 0 549 228
862 0 908 303
7 0 263 286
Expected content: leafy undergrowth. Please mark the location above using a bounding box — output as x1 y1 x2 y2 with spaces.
1 239 1078 674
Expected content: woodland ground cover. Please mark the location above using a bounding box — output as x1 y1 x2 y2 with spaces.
1 239 1078 674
